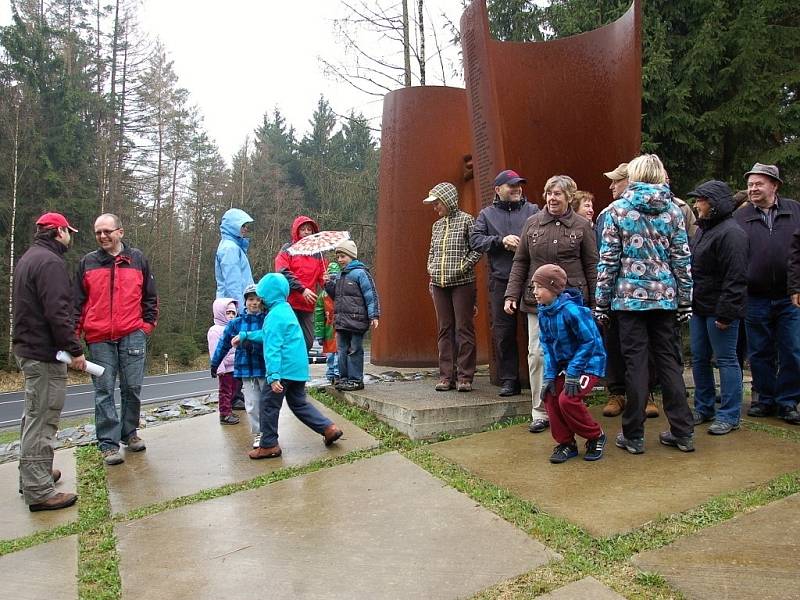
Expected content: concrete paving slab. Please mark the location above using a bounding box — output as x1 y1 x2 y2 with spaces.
538 576 626 600
115 452 556 600
431 407 800 536
0 449 77 541
633 493 800 600
0 535 77 599
107 398 377 514
333 375 531 440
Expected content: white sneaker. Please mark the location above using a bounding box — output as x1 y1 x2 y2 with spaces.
252 433 261 448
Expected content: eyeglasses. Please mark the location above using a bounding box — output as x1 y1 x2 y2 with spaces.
95 228 121 237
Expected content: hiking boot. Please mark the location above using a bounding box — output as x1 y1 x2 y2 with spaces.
602 394 625 417
29 492 78 512
219 414 240 425
435 380 455 391
248 445 282 459
645 395 659 418
457 381 473 392
323 424 343 446
747 403 775 418
19 469 61 495
779 408 800 425
708 421 739 435
252 433 261 449
584 432 607 461
528 419 549 433
692 410 713 426
659 430 695 452
549 443 579 464
339 380 364 391
615 432 645 454
102 449 124 465
122 434 146 452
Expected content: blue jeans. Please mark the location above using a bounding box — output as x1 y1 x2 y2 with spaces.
259 379 332 447
337 331 364 383
325 352 339 380
89 330 147 451
745 296 800 411
690 315 742 425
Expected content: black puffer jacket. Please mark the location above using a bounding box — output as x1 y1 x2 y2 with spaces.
789 228 800 295
689 180 747 323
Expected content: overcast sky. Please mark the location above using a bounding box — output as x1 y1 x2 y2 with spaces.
1 0 467 161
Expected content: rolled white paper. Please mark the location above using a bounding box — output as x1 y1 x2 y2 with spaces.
55 351 105 377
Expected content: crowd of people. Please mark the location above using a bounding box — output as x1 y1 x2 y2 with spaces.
424 154 800 463
11 151 799 510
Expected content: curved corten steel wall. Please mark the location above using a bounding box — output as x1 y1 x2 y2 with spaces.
371 86 491 366
461 0 642 214
372 1 641 369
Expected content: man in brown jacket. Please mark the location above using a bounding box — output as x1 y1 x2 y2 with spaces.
13 213 86 511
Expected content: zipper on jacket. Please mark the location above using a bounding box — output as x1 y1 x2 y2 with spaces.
440 218 449 287
110 258 117 340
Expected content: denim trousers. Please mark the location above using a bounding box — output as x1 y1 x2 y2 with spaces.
325 352 339 380
745 296 800 411
90 330 147 451
690 315 742 425
259 380 332 447
337 330 365 383
16 357 67 504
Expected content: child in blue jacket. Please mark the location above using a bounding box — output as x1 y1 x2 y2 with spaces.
324 240 380 392
239 273 343 459
534 264 607 464
211 284 266 448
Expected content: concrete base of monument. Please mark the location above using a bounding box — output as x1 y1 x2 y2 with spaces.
328 374 532 440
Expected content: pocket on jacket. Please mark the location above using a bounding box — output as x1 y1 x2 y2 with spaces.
560 229 584 259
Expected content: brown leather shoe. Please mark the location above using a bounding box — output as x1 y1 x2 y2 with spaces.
602 394 625 417
645 399 660 418
20 469 62 495
323 424 343 446
29 491 78 512
248 445 282 459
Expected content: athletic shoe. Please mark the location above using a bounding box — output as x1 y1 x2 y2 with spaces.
659 430 695 452
584 432 607 461
615 432 645 454
549 443 579 464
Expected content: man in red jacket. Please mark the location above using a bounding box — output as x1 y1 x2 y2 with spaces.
274 215 325 350
75 213 159 466
14 213 86 511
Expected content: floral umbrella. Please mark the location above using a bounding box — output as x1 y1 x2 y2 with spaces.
287 230 351 256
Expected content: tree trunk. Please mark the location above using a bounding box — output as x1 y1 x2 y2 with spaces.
417 0 425 85
7 100 20 364
402 0 411 86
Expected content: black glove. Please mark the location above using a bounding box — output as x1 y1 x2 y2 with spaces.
593 305 610 325
676 305 692 324
564 376 580 397
540 379 555 401
210 365 218 378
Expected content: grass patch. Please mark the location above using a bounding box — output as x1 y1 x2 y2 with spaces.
76 446 120 600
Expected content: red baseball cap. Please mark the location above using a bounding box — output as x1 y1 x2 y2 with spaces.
36 212 78 232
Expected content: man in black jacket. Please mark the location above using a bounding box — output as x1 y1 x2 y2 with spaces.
734 163 800 424
470 169 540 404
13 213 86 511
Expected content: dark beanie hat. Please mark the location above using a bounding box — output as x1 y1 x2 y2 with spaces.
532 264 567 295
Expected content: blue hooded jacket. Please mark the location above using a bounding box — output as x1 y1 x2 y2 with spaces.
241 273 308 384
538 289 606 380
215 208 255 308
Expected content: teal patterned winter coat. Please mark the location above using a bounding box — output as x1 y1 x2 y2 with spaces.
595 182 692 311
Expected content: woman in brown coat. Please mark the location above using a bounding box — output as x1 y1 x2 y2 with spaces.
504 175 598 433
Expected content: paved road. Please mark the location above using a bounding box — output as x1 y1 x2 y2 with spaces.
0 371 217 428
